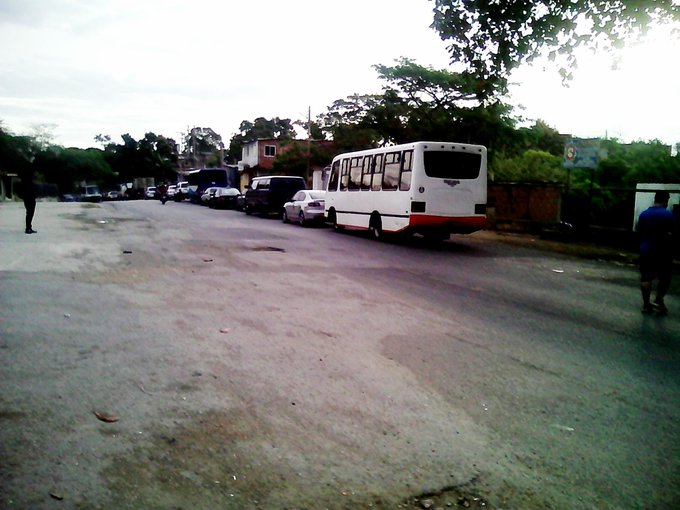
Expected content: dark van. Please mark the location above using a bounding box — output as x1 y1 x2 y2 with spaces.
243 176 306 215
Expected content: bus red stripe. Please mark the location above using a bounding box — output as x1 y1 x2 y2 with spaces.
408 215 487 229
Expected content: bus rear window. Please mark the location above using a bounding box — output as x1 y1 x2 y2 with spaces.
423 151 481 179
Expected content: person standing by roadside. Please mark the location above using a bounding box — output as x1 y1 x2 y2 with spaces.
637 191 676 314
20 167 37 234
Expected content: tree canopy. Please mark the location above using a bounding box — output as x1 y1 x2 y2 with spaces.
318 58 517 153
430 0 680 98
183 127 223 167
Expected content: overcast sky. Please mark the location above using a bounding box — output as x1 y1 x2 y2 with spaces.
1 0 679 150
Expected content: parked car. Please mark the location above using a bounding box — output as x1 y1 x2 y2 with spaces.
166 185 177 198
283 190 326 226
200 186 220 205
145 186 157 199
212 187 241 209
235 192 246 211
174 181 189 201
243 176 306 216
81 185 102 203
104 190 122 200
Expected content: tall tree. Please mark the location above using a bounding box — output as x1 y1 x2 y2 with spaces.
319 59 518 152
183 127 224 167
0 125 38 178
34 146 115 193
320 94 390 151
430 0 680 98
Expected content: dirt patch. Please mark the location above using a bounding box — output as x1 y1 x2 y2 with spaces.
100 408 495 510
102 408 299 509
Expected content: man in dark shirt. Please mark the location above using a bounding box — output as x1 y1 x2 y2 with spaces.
637 191 676 314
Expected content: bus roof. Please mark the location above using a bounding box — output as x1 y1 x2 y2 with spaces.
331 141 486 159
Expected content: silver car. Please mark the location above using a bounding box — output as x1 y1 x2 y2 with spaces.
282 190 326 226
200 186 220 205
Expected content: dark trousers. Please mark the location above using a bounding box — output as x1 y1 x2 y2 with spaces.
24 198 36 230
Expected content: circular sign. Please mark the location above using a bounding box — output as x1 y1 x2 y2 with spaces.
565 145 576 161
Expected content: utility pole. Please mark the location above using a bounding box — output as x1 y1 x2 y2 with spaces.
306 106 311 182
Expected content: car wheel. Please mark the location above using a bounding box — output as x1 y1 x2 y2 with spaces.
244 203 252 215
282 209 289 223
299 211 306 226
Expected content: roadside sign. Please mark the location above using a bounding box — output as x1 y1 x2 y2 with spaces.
563 139 603 169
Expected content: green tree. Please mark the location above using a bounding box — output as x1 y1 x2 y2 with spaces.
596 139 680 187
514 120 565 156
34 146 115 193
0 125 38 179
491 149 565 182
104 132 178 182
319 58 518 153
271 141 336 180
183 127 224 167
320 94 390 151
430 0 680 98
138 132 178 181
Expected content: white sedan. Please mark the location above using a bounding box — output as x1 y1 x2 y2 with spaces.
282 190 326 226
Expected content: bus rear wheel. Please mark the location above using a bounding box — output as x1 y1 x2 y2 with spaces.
369 214 383 240
328 209 343 231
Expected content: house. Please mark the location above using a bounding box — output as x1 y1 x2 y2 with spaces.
237 138 336 190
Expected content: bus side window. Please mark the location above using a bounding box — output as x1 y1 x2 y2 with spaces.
361 155 372 190
348 157 362 190
383 152 400 191
371 154 383 191
340 158 349 191
328 160 340 191
400 150 413 191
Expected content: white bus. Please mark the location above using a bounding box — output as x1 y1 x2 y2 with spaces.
325 141 487 239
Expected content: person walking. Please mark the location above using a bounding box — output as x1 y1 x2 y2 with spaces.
637 191 676 314
20 168 37 234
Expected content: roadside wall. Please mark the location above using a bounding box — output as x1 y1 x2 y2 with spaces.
488 182 562 232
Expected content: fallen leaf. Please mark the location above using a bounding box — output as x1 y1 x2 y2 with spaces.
50 492 64 501
220 328 230 334
94 411 119 423
203 258 214 262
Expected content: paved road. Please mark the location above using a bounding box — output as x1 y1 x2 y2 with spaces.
1 200 678 509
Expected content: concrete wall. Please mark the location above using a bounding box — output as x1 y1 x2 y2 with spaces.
488 183 563 231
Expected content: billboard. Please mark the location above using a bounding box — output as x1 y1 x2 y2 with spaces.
563 139 606 169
